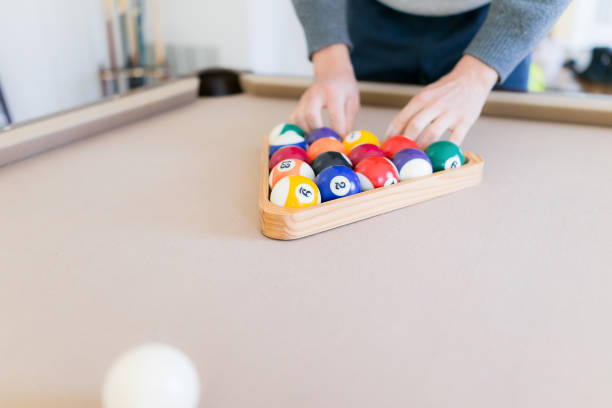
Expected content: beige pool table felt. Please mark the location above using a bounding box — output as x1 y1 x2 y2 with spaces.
1 88 612 408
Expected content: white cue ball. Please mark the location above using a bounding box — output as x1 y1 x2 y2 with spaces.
102 343 200 408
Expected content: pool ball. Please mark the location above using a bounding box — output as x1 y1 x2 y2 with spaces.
354 156 399 190
426 141 465 172
343 130 380 152
315 165 361 202
306 127 342 145
311 151 352 175
268 123 304 144
306 137 346 163
269 131 307 156
269 159 315 188
269 146 308 169
392 148 433 180
102 343 200 408
381 135 419 158
270 175 321 208
348 143 385 166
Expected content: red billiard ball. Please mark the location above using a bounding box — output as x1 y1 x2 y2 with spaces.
354 156 399 190
381 135 420 158
348 143 385 166
269 146 308 169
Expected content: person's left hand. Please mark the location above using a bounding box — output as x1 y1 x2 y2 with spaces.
384 55 499 149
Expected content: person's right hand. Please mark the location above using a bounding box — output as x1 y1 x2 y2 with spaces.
290 44 360 136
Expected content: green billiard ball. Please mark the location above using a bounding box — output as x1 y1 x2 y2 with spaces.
426 141 465 172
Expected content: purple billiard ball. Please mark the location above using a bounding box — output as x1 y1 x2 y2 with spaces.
306 127 342 145
392 148 433 181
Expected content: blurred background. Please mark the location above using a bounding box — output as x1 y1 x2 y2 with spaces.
0 0 610 127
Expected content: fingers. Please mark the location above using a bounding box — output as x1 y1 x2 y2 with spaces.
328 91 347 136
291 82 360 135
448 121 470 146
418 113 455 149
302 94 324 133
384 92 431 138
344 95 359 136
401 106 442 142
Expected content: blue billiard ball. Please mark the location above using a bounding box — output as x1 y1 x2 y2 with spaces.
315 165 361 202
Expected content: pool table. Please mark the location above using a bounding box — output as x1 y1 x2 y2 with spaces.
1 73 611 408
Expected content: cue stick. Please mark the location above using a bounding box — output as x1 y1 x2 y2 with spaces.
103 0 118 94
0 79 12 125
135 0 146 67
124 0 139 67
152 0 166 67
117 0 131 67
110 0 125 70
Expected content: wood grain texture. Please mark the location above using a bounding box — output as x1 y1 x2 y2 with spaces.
259 135 484 240
241 74 612 127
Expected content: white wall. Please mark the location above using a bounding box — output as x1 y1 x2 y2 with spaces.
0 0 108 123
246 0 311 76
155 0 311 75
156 0 251 70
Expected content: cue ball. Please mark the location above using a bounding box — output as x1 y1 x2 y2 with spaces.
315 165 361 202
381 135 419 158
270 175 321 208
269 131 307 156
354 156 399 190
392 148 433 180
268 123 305 144
306 137 346 163
305 127 342 145
343 130 380 152
269 146 308 169
348 143 385 166
269 159 315 188
311 151 352 175
102 343 200 408
425 141 465 171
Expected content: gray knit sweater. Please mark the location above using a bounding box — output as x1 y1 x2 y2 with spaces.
291 0 571 81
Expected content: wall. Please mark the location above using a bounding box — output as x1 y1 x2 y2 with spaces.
246 0 311 76
155 0 251 70
0 0 108 123
153 0 311 75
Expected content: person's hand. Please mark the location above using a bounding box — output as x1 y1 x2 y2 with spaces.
385 55 498 149
290 44 360 136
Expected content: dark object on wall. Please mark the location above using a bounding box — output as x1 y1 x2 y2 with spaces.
565 47 612 84
198 69 243 97
0 80 11 125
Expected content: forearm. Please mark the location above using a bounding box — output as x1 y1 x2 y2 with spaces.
313 44 355 79
291 0 352 59
465 0 571 81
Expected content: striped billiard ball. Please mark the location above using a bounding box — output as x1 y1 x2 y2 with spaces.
392 148 433 180
425 141 465 172
268 123 305 144
270 175 321 208
269 159 315 188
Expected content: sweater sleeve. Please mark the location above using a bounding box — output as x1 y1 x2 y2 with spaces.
291 0 352 59
464 0 571 82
